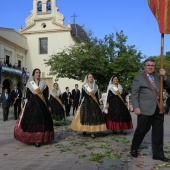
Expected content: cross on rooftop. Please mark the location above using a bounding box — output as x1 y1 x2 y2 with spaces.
71 13 77 24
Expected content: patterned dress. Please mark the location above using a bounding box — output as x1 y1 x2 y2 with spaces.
14 80 54 143
70 83 107 132
49 89 65 121
105 84 133 130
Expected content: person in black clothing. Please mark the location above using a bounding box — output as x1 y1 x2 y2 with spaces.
49 83 65 121
11 84 22 120
62 87 72 117
14 68 54 147
0 88 12 121
104 75 133 134
71 84 80 116
70 73 107 138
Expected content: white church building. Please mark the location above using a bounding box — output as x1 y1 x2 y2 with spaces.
0 0 85 93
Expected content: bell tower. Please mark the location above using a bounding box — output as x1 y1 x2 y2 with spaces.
17 0 79 93
19 0 69 33
34 0 55 13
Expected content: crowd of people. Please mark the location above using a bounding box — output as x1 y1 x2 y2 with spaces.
0 61 26 71
1 57 170 162
10 68 133 146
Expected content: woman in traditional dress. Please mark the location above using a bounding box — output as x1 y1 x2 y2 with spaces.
104 75 133 134
14 68 54 147
49 83 65 122
70 73 107 138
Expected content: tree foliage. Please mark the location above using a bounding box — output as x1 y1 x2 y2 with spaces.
45 30 144 92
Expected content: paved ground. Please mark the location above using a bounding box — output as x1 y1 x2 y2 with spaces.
1 107 170 170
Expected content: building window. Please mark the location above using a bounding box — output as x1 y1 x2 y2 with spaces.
6 55 10 65
46 0 51 12
37 1 42 13
39 38 48 54
18 60 21 69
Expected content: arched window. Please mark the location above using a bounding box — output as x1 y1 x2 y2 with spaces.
46 0 51 12
37 1 42 13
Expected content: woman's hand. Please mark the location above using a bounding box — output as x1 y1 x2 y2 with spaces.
106 103 109 109
49 107 51 113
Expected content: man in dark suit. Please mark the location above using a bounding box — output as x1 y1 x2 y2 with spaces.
0 88 12 121
62 87 72 117
11 84 22 120
130 58 170 162
71 84 80 116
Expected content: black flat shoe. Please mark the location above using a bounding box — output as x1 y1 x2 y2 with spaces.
83 132 86 136
121 131 127 135
112 131 117 134
35 143 41 147
153 156 170 162
130 150 138 157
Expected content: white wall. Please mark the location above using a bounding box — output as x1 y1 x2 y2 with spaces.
25 31 84 92
26 31 74 74
0 28 27 50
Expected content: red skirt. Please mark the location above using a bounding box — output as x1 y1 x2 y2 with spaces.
14 116 54 144
104 113 133 130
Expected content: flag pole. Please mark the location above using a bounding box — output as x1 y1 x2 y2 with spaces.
159 33 164 114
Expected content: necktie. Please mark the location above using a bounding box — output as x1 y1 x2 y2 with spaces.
149 74 156 89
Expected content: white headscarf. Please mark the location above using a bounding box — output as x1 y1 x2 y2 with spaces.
82 74 98 94
27 69 47 94
103 75 123 108
26 79 47 94
50 83 61 97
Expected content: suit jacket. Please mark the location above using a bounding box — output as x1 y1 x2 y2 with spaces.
11 89 22 104
0 93 11 109
71 89 80 103
62 91 72 105
131 72 170 116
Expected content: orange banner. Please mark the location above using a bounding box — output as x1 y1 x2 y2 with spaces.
148 0 170 34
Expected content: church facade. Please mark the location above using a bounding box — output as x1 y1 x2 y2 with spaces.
0 0 84 93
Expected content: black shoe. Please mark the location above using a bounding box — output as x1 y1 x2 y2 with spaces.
121 131 127 135
112 131 117 134
153 156 170 162
35 143 41 147
130 150 138 157
83 132 86 136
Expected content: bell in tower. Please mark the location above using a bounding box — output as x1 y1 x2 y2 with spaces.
46 0 51 12
37 1 42 13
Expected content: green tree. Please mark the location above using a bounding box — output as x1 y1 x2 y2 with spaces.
45 30 144 92
107 31 144 92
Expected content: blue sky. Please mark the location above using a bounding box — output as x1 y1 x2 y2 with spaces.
1 0 170 57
